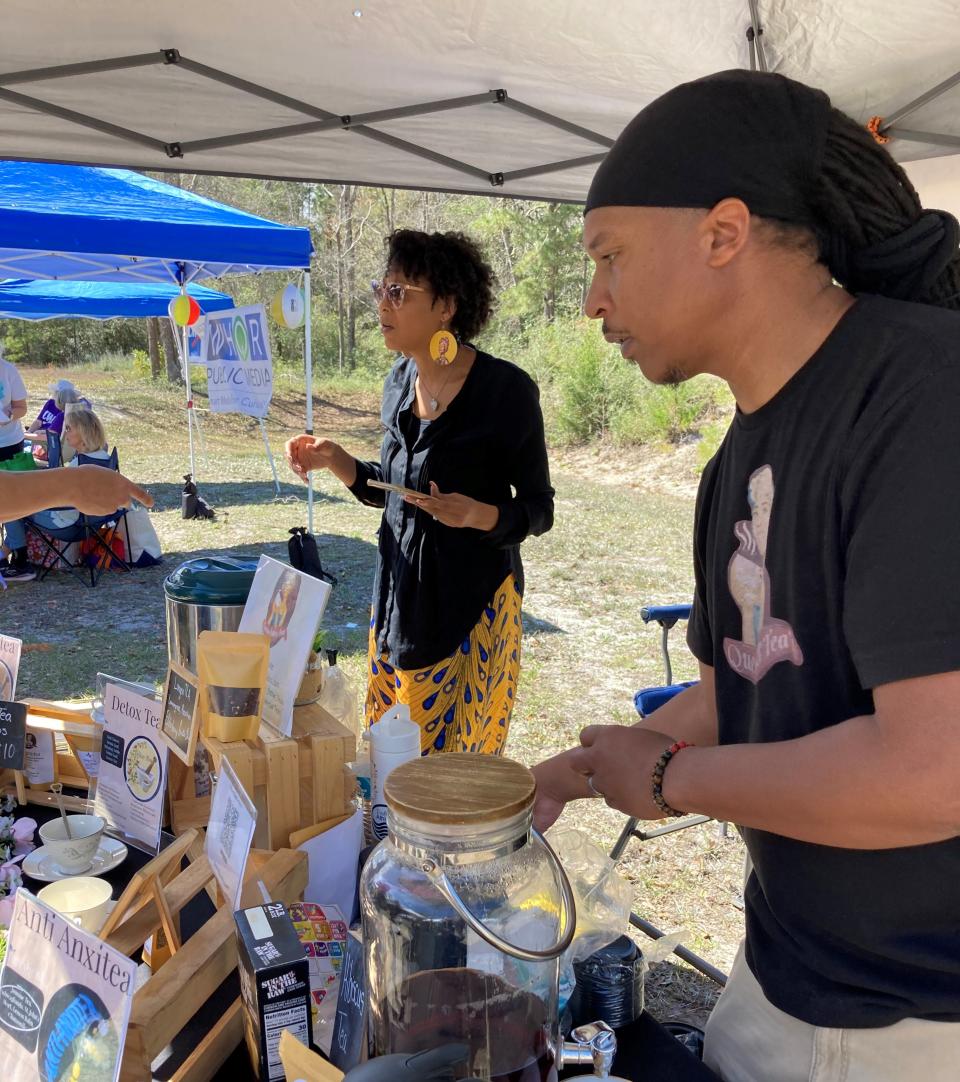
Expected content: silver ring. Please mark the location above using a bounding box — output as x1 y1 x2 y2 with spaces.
586 774 603 798
433 515 438 521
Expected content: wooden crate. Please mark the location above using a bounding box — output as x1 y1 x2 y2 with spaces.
170 702 356 850
110 844 309 1082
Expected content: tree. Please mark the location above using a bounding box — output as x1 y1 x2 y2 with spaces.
159 318 182 385
146 317 162 380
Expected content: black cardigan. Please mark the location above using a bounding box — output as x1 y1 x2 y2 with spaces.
348 350 554 669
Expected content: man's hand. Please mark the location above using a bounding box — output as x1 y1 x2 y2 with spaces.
405 481 499 530
284 435 344 482
73 465 153 515
566 724 680 820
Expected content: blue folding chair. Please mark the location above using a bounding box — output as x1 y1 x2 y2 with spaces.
45 429 63 468
610 602 728 986
23 428 61 467
25 448 132 587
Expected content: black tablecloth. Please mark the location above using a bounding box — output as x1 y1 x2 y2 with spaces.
20 805 720 1081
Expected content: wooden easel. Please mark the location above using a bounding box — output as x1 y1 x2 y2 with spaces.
99 828 200 950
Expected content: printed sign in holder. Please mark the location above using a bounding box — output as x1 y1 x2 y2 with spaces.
93 683 167 857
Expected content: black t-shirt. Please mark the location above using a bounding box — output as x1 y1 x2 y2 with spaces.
349 351 554 669
687 295 960 1028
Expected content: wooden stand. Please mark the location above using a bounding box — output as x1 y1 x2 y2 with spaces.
104 840 308 1082
169 702 356 850
0 698 101 806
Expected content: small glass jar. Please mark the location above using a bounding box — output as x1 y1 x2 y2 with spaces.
360 753 575 1081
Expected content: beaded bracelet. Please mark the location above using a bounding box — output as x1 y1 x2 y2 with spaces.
651 740 694 817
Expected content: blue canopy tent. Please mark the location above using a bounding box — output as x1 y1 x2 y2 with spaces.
0 161 311 283
0 279 233 320
0 160 317 523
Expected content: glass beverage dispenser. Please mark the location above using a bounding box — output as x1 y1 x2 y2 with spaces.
360 753 576 1081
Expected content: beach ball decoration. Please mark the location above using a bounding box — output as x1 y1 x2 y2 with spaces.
169 293 201 327
271 282 306 329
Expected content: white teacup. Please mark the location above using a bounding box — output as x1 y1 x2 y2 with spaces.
38 876 113 933
39 814 105 874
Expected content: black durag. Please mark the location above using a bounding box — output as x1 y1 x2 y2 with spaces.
586 69 959 302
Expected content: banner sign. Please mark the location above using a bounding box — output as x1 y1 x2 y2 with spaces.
0 891 136 1082
200 303 273 418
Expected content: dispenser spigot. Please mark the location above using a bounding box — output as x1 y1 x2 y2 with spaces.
560 1020 628 1079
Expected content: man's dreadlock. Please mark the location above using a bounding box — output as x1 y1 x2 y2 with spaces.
807 109 960 310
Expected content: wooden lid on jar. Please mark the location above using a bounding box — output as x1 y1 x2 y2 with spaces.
385 753 536 825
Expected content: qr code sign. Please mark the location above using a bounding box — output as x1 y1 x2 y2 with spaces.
219 798 240 861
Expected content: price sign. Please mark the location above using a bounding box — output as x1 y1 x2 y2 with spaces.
159 662 200 766
0 700 26 771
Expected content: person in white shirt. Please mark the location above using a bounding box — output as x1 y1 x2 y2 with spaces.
2 409 113 583
0 347 27 462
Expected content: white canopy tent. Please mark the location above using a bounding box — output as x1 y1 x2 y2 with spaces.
0 2 959 209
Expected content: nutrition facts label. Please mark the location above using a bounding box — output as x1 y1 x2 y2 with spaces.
264 1003 310 1079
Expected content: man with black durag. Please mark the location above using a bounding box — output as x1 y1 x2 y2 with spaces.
534 69 960 1080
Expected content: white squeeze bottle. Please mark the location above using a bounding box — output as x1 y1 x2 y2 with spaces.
369 704 420 840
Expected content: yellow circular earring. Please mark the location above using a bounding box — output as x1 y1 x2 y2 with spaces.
429 327 458 366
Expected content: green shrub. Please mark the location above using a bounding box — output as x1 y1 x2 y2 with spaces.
130 349 152 379
554 325 642 442
506 317 735 448
697 418 731 469
612 378 724 446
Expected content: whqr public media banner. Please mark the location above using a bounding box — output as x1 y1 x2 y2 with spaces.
200 303 273 418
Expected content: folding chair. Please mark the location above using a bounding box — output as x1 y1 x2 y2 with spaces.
23 428 61 467
610 602 728 986
45 429 63 468
25 448 133 588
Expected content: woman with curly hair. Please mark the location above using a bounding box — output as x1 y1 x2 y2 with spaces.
286 229 554 754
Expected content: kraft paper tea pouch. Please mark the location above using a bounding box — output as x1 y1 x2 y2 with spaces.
197 630 270 741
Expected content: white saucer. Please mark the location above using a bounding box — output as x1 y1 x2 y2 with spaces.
22 837 129 883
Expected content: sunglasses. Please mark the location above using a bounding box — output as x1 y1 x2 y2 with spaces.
370 279 427 308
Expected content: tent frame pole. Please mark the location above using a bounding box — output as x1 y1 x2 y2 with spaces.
259 418 281 496
746 0 768 73
882 68 960 129
304 270 314 535
181 320 197 481
0 47 617 189
886 128 960 148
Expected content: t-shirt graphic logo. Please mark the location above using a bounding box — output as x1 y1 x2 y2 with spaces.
723 464 803 684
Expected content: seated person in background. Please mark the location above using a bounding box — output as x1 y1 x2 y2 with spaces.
26 379 85 461
1 408 112 583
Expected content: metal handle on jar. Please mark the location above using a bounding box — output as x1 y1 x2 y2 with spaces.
419 827 577 963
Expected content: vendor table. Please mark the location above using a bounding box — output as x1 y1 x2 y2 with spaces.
20 804 720 1082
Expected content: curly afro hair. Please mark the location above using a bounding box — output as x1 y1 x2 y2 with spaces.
384 229 496 342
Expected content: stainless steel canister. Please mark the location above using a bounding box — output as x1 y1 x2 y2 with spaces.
162 555 259 674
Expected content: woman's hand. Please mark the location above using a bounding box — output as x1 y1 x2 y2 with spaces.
531 750 598 832
72 465 153 515
284 435 345 483
405 481 500 530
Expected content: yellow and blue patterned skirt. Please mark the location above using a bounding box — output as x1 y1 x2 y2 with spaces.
364 573 522 754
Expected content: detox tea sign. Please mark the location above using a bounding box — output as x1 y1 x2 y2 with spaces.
92 683 166 854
